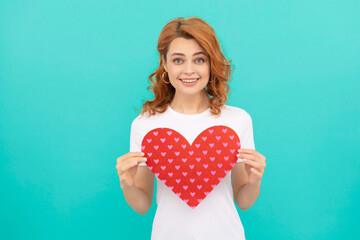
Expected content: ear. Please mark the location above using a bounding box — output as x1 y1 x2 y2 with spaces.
161 55 167 72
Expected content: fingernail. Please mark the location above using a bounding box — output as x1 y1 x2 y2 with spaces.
238 149 242 152
140 152 145 156
133 161 138 165
143 157 147 161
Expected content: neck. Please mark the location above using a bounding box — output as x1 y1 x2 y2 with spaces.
170 90 210 115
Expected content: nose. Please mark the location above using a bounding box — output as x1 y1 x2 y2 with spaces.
184 61 195 75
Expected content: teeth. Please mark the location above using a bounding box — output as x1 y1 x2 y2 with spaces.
181 78 198 83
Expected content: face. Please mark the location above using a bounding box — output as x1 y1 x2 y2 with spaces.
162 37 210 96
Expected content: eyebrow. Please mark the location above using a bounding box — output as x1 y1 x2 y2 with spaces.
170 51 207 57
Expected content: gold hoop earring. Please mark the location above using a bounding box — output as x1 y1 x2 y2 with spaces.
162 72 170 84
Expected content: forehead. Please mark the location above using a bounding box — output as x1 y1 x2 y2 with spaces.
167 38 205 55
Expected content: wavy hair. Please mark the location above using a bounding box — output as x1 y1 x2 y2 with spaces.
135 16 234 117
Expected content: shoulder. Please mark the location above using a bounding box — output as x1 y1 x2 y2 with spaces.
222 104 252 121
130 110 161 129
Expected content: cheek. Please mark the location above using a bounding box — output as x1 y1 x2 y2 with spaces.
200 66 210 77
168 66 181 77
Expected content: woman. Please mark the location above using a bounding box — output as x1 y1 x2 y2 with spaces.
116 16 267 240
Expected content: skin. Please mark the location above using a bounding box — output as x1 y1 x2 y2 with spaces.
162 37 211 115
116 152 148 189
237 149 266 185
232 148 266 211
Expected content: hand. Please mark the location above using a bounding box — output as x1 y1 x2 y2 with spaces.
116 152 147 189
237 149 266 185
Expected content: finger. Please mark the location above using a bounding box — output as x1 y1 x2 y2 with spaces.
120 174 126 182
120 174 129 186
238 149 265 162
238 149 256 157
117 152 145 163
238 148 255 153
118 155 146 169
126 156 147 165
237 153 257 161
243 158 262 170
118 157 147 174
250 168 262 177
118 160 140 174
254 152 266 162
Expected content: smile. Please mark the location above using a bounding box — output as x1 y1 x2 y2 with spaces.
180 78 199 83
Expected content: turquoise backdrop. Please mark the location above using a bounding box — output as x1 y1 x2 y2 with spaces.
1 0 359 239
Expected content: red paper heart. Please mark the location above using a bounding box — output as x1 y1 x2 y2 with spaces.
141 125 241 209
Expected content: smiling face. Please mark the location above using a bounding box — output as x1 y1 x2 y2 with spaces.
162 37 210 97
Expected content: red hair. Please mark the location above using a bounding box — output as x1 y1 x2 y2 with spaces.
135 16 234 117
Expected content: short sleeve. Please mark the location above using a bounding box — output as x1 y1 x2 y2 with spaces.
129 118 147 167
237 111 255 162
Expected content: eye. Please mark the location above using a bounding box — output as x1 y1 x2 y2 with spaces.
195 58 205 63
173 58 183 64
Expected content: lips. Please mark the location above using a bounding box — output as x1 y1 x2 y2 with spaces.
180 78 200 82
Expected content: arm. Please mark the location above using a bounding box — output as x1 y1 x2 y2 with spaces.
122 118 155 215
121 166 155 215
234 178 261 211
231 162 260 211
232 149 266 210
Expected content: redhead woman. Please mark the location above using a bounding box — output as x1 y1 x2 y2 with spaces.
116 16 267 240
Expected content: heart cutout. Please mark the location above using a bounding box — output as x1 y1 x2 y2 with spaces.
141 125 241 209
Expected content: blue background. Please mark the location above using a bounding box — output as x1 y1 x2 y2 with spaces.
1 0 359 239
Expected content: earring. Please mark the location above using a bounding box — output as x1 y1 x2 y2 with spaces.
162 71 170 84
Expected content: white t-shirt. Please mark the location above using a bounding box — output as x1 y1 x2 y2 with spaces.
129 104 255 240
